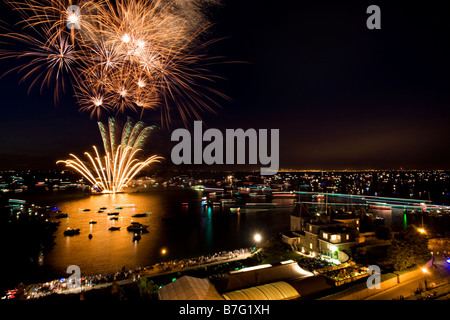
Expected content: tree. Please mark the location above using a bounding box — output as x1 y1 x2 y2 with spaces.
138 278 160 300
387 226 430 271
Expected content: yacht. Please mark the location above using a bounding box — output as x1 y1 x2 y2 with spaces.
63 228 80 236
127 222 149 232
132 213 147 217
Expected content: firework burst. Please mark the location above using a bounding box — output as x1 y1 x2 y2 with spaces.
57 117 163 193
0 0 227 126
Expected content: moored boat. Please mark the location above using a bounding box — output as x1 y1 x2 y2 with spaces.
109 227 120 231
132 213 147 217
127 222 149 232
133 233 141 241
63 228 80 236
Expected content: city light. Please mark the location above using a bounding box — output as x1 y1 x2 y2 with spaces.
254 233 262 243
418 228 426 234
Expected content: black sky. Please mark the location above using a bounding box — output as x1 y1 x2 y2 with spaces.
0 0 450 170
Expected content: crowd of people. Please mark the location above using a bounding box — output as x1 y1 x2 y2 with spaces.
1 248 253 300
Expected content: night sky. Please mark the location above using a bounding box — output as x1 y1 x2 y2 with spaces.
1 0 450 170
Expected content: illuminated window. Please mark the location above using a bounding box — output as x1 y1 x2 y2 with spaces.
323 233 328 239
309 225 312 231
346 234 350 240
310 243 313 249
331 235 337 241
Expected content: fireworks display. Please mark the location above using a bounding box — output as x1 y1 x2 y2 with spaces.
57 117 162 194
0 0 225 126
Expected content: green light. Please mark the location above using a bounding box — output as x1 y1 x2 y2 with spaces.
172 278 176 282
403 213 407 229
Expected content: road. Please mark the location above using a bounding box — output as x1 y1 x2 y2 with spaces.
365 257 450 300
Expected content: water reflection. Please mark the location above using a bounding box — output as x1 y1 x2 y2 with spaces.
43 190 292 277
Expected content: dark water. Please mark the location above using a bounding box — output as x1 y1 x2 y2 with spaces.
2 189 448 289
8 189 292 279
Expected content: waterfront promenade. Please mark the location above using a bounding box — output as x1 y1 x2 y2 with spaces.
2 248 253 299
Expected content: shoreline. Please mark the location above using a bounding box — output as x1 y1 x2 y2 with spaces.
2 247 254 300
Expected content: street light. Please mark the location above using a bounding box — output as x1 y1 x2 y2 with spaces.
418 228 426 235
254 233 262 243
422 268 428 291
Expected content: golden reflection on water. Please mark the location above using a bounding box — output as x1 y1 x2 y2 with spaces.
45 191 197 275
42 190 293 277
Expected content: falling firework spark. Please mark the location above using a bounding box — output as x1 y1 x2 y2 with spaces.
57 117 163 193
0 0 227 126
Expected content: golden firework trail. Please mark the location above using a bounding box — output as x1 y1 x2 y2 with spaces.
57 117 163 193
0 0 227 126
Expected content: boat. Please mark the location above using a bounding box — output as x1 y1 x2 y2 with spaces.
230 207 240 213
107 212 119 216
89 220 97 224
88 234 93 239
115 207 123 210
82 209 91 212
109 227 120 231
55 213 69 218
132 213 147 217
110 217 119 221
133 233 141 241
99 207 107 210
127 222 149 232
97 210 104 213
369 202 391 210
63 228 80 236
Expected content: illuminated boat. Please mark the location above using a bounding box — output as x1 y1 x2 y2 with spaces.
369 202 391 210
133 233 141 241
127 222 149 232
